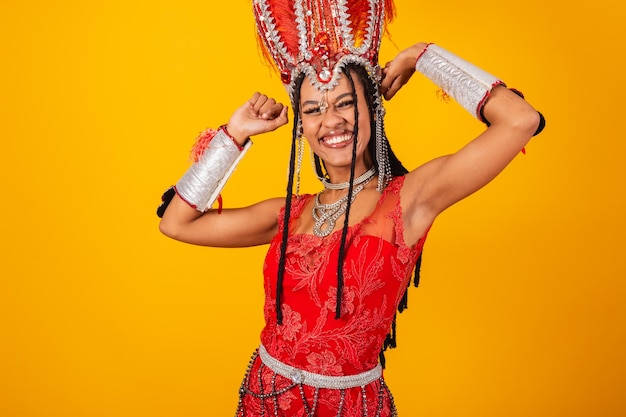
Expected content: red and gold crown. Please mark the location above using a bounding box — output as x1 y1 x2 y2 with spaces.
253 0 395 97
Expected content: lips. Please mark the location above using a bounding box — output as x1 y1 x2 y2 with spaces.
320 132 353 147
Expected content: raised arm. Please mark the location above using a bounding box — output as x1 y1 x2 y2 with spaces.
381 43 543 235
158 93 289 247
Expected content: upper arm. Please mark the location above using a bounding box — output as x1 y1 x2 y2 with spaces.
403 86 541 219
159 194 284 248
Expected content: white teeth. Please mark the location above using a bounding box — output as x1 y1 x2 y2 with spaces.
323 134 352 145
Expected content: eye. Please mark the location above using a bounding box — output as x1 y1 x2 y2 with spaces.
335 99 355 109
302 105 321 115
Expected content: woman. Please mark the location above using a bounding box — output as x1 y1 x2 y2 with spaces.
158 1 543 415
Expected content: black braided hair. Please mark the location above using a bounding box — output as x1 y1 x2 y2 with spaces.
341 65 426 368
334 68 359 319
275 73 306 325
276 65 424 339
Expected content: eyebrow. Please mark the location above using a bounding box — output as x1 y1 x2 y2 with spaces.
302 92 353 106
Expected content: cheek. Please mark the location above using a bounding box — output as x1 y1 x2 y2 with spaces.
301 118 318 139
357 112 371 140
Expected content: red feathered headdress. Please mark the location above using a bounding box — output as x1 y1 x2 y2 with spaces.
253 0 395 97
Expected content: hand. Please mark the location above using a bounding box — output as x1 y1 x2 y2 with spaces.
226 93 289 144
380 42 428 100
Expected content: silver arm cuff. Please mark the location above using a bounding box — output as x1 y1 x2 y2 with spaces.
415 44 503 119
175 129 251 212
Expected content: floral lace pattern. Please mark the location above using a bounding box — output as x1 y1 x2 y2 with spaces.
239 176 428 416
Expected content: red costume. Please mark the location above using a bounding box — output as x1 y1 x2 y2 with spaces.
237 177 429 416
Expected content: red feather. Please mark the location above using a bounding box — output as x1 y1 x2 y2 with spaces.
253 0 396 82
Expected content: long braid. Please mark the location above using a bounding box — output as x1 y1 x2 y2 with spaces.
334 68 359 319
341 65 424 367
313 153 325 179
276 78 304 325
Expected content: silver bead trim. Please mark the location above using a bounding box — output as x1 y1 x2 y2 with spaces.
254 0 385 95
258 344 382 389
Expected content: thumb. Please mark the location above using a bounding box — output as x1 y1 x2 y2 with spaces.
271 106 289 127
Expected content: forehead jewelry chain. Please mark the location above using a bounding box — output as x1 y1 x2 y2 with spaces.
312 168 377 238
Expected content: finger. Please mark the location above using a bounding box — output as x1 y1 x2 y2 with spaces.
379 79 391 97
268 103 287 120
384 77 404 100
247 92 262 109
383 86 394 101
260 106 289 133
380 75 396 100
270 106 289 127
259 99 279 119
380 67 397 94
280 105 289 123
250 94 269 115
385 70 413 100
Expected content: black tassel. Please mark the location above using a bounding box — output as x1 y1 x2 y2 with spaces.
413 252 423 288
382 316 397 350
378 315 398 369
379 250 425 368
379 350 387 369
156 186 176 218
387 315 397 349
398 288 409 313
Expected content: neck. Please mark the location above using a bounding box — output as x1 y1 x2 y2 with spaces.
324 164 374 186
322 166 377 193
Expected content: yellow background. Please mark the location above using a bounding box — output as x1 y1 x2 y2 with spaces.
1 0 625 416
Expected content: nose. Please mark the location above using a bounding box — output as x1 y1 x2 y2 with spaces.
321 105 346 128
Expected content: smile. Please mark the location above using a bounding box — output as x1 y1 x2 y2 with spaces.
320 133 353 146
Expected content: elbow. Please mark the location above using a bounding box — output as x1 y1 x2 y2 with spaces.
492 101 543 141
484 87 545 138
516 107 542 138
159 218 180 240
159 219 171 237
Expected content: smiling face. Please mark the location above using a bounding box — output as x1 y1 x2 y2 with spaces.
299 70 373 178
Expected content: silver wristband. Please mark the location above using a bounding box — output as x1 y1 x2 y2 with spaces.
175 128 251 212
415 44 504 120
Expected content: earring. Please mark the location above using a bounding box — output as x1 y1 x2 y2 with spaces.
375 100 391 192
295 120 304 196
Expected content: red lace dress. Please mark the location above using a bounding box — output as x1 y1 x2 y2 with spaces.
236 176 428 417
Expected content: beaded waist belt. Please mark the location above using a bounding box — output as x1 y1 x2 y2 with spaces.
258 344 382 389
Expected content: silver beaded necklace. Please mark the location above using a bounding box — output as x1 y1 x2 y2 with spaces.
320 166 377 190
312 167 377 237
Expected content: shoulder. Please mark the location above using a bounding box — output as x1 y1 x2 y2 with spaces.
386 175 405 193
400 154 450 210
277 193 315 220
